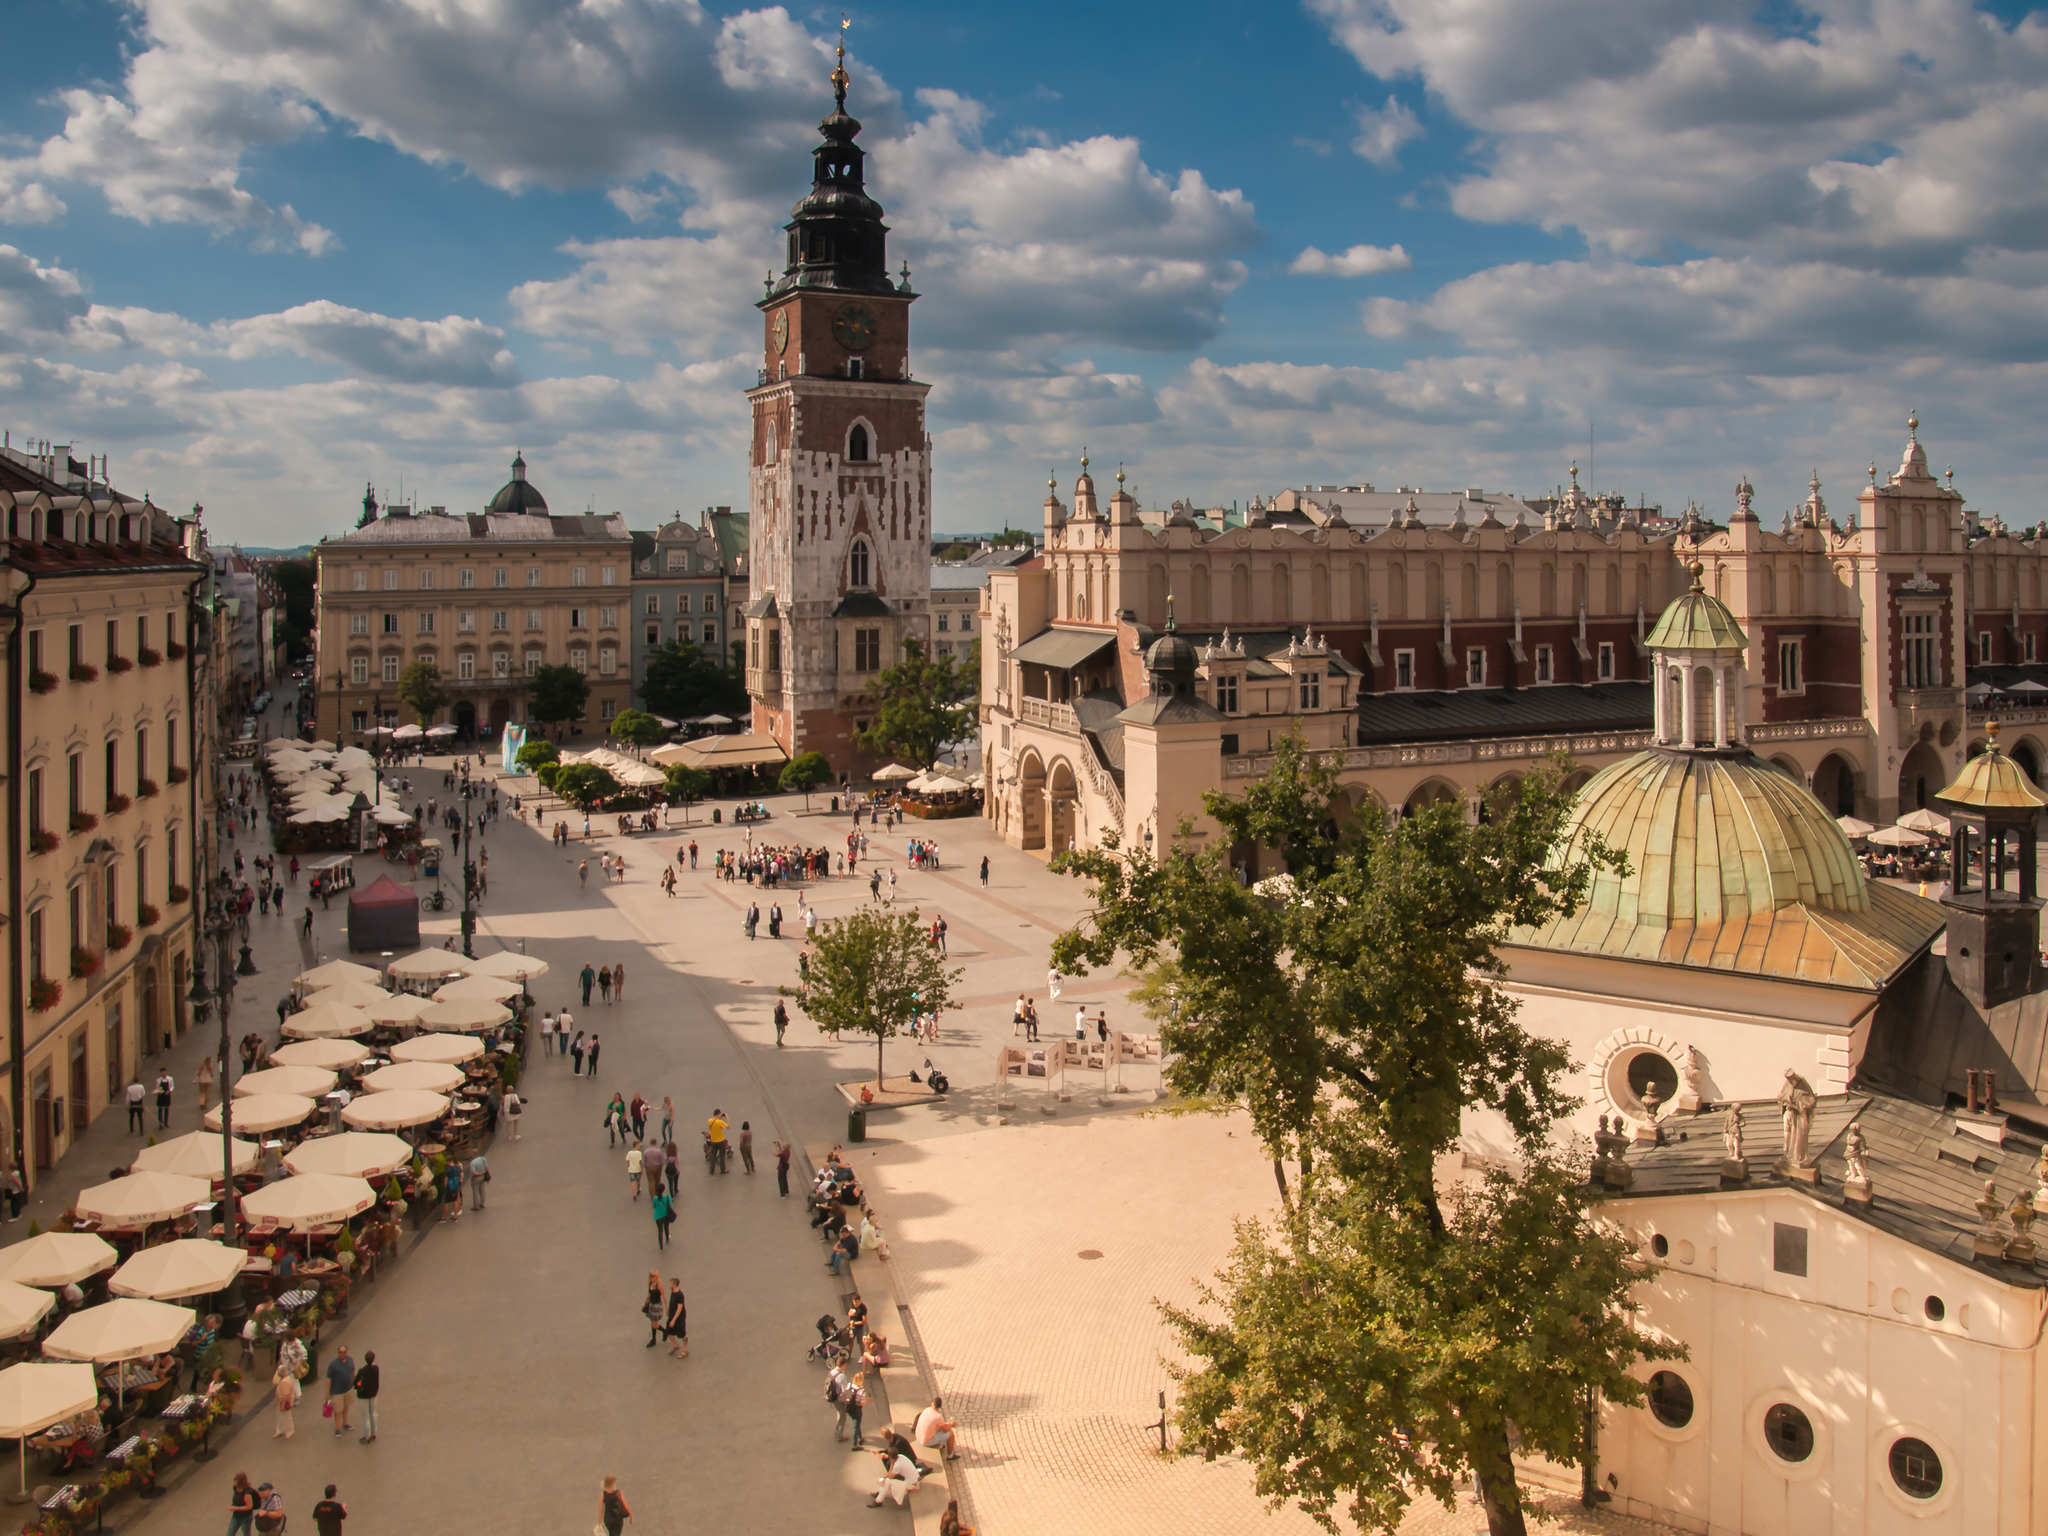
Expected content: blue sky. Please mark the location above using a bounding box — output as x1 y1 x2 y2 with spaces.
3 0 2047 543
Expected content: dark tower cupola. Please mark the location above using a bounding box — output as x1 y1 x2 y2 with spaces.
1935 721 2048 1008
767 32 896 298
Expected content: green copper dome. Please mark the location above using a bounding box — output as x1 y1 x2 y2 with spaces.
1645 569 1747 653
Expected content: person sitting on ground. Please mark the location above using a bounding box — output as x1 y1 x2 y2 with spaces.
914 1396 962 1461
938 1498 975 1536
828 1225 860 1275
869 1447 922 1508
861 1331 891 1370
880 1425 933 1475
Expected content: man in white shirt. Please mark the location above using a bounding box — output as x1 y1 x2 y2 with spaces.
868 1448 921 1507
913 1396 960 1461
125 1079 146 1134
1074 1005 1087 1042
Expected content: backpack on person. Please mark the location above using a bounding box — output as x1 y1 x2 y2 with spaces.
825 1374 843 1404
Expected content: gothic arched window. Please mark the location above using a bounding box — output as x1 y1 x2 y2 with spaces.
848 423 871 462
849 537 872 589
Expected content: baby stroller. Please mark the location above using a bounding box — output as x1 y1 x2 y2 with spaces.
806 1312 852 1366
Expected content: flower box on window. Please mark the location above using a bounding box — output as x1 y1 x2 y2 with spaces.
106 923 133 951
167 766 189 784
137 903 160 927
28 979 60 1013
28 670 58 694
69 662 98 683
138 647 163 667
137 778 160 799
105 793 132 814
69 811 98 833
106 655 133 674
166 641 187 659
168 883 191 904
70 948 101 980
29 830 60 855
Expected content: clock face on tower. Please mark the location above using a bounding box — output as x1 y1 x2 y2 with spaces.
832 304 876 353
771 310 788 355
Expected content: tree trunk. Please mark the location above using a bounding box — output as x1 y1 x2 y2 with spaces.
876 1033 886 1090
1470 1416 1528 1536
1271 1157 1293 1214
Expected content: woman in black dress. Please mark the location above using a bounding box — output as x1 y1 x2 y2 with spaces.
642 1272 664 1347
599 1475 632 1535
663 1279 687 1359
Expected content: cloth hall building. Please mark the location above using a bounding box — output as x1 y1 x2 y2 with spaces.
982 418 2048 866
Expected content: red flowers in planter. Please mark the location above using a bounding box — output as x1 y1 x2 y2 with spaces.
28 979 60 1013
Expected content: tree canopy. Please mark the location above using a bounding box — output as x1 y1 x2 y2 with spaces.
639 639 746 721
778 750 831 807
788 905 960 1087
549 762 620 811
395 660 449 726
609 708 669 750
526 664 590 726
1049 736 1670 1536
854 637 974 770
662 763 711 810
515 739 559 773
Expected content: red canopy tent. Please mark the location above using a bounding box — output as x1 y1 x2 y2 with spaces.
347 874 420 953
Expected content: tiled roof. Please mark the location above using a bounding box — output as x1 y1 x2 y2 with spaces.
326 511 629 545
1354 681 1651 745
1863 951 2048 1114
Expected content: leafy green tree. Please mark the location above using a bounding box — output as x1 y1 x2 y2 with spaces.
1050 737 1667 1536
662 763 711 815
515 739 559 773
534 762 561 793
777 750 831 808
855 637 974 770
609 708 668 751
549 763 620 811
639 639 746 720
395 660 450 727
788 906 960 1089
527 664 590 728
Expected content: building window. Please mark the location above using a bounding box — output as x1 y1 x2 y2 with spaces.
457 652 475 680
493 567 508 588
2029 633 2040 663
1979 631 1994 663
1597 641 1616 681
848 358 864 382
492 611 509 632
1394 649 1415 690
680 593 694 615
702 621 717 646
383 569 398 590
352 570 367 592
27 910 43 985
571 648 589 673
524 651 541 677
572 567 587 587
599 607 617 629
600 697 618 720
351 657 369 685
493 652 510 678
418 568 435 589
1771 1222 1808 1277
936 613 950 633
134 727 148 790
26 766 43 838
645 595 660 616
848 423 871 461
1888 1438 1943 1500
527 566 542 587
849 538 872 590
601 566 616 586
1903 611 1939 688
1778 637 1804 694
1762 1404 1815 1464
165 718 177 774
417 611 436 634
526 610 543 631
854 628 881 671
459 567 475 589
570 608 586 629
599 647 617 676
67 751 81 821
105 619 119 665
961 615 974 634
1465 647 1486 688
1301 672 1322 708
1220 732 1239 755
382 613 399 635
1534 644 1554 683
1646 1372 1694 1429
645 623 661 647
103 739 117 806
458 611 476 633
67 624 81 671
381 656 400 683
349 613 369 636
1215 675 1238 713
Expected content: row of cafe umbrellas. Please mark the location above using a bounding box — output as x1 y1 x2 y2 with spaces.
1838 805 1952 850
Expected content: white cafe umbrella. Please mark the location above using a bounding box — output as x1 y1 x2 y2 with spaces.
305 980 390 1012
241 1174 376 1230
303 739 336 751
388 1034 485 1066
364 993 434 1027
1965 681 2001 700
44 1297 196 1406
74 1172 210 1228
108 1240 247 1302
470 950 549 983
1898 807 1952 835
234 1065 338 1100
2010 679 2048 694
872 762 916 781
361 1061 465 1095
206 1093 317 1134
270 1038 371 1071
416 999 510 1033
0 1233 116 1288
433 973 519 1004
288 802 351 825
0 1283 51 1341
391 723 425 741
342 1090 450 1130
0 1362 97 1496
294 960 381 993
426 723 459 738
284 1132 415 1181
1867 824 1930 848
132 1130 260 1180
1835 815 1876 839
696 713 733 726
280 1001 373 1040
388 949 476 982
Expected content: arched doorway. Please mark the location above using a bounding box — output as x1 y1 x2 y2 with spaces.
489 698 513 734
1017 753 1046 850
1812 753 1859 817
1478 772 1525 824
1326 784 1381 837
1898 741 1946 813
1402 778 1460 819
1560 768 1595 796
1048 760 1078 854
1767 755 1803 782
453 700 478 739
2011 737 2044 789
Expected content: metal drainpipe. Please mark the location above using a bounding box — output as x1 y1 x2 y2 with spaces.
5 560 40 1181
184 568 207 1049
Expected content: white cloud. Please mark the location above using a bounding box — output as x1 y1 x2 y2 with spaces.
1349 96 1421 167
0 245 89 347
1290 244 1412 278
508 233 765 358
0 164 65 226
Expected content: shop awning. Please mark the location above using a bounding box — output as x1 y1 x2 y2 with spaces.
649 732 790 771
1010 627 1116 670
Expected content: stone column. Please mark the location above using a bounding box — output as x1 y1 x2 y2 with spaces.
1712 665 1729 748
1653 658 1668 743
1680 660 1697 747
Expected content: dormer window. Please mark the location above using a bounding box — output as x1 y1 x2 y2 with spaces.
849 537 872 590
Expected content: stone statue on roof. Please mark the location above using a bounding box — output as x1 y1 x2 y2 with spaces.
1777 1069 1817 1171
1723 1104 1744 1161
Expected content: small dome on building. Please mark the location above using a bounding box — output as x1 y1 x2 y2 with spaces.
487 451 549 516
1144 628 1198 676
1938 724 2048 813
1645 565 1747 653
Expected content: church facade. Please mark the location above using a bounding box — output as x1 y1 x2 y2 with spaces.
742 46 933 773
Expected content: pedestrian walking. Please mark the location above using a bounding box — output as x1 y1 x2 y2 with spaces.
979 855 989 888
440 1159 462 1221
578 860 590 890
612 963 626 1002
503 1088 522 1141
570 1032 586 1076
629 1093 648 1140
599 1475 632 1536
353 1349 380 1441
125 1078 145 1133
154 1070 174 1128
598 966 612 1004
662 1140 680 1199
194 1055 215 1115
658 1096 674 1143
1048 966 1062 1000
642 1273 665 1347
773 1000 789 1048
468 1152 489 1210
663 1279 687 1357
846 1368 869 1450
705 1108 729 1174
580 962 596 1005
323 1344 356 1434
626 1140 644 1199
774 1139 792 1197
1024 1000 1039 1042
539 1010 557 1055
312 1483 347 1536
271 1361 300 1438
605 1093 627 1147
587 1033 602 1075
650 1188 673 1249
227 1473 257 1536
643 1140 665 1193
829 1362 856 1442
739 1121 755 1174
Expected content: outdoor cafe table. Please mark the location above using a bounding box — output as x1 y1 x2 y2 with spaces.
40 1483 103 1532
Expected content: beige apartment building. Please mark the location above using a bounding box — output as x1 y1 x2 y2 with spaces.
311 456 635 742
4 445 212 1188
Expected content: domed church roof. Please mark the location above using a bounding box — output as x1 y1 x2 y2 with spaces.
487 451 548 516
1644 564 1747 652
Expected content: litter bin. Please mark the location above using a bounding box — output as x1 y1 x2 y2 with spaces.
712 808 722 823
830 796 840 813
848 1105 868 1143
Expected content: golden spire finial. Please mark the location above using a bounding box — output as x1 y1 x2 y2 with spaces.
831 13 851 108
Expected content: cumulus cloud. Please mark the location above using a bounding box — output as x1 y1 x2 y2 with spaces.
1349 96 1421 167
1289 243 1411 278
508 232 765 358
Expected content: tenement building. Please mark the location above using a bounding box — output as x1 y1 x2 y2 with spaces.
3 443 212 1189
983 416 2035 864
311 455 634 741
629 512 730 696
743 45 933 771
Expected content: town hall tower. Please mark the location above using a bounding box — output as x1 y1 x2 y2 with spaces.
744 40 932 770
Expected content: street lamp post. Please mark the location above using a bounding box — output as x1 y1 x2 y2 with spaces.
185 936 248 1336
459 756 478 958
